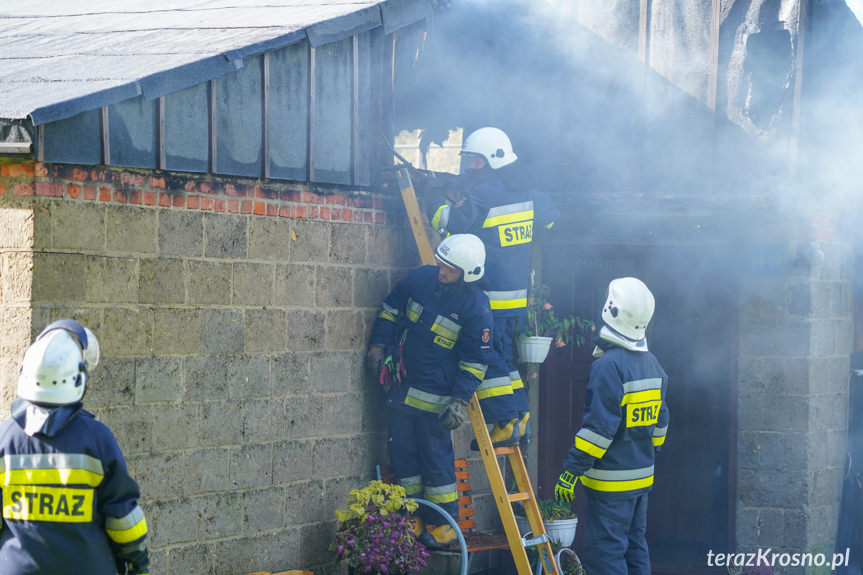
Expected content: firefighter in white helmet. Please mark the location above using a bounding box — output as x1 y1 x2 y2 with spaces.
554 278 669 575
428 127 559 449
366 234 493 547
0 319 150 575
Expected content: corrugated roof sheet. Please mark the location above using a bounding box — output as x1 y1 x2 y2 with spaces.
0 0 435 125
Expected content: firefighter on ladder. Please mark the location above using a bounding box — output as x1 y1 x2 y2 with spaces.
0 319 150 575
554 278 669 575
365 234 494 547
427 127 559 448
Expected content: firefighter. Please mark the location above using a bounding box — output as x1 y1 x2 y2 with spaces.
365 234 493 547
554 278 669 575
428 127 559 447
0 320 150 575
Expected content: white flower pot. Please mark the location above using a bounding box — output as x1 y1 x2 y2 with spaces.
515 515 578 548
518 336 553 364
544 517 578 548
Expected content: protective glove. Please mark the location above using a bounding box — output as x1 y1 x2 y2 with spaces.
365 345 385 380
554 470 577 503
382 349 405 387
438 398 468 430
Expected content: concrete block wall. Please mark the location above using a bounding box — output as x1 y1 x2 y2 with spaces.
736 216 851 574
0 161 446 574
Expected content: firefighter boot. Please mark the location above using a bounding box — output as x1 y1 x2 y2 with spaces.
470 419 520 450
419 524 458 548
518 411 531 446
409 516 425 538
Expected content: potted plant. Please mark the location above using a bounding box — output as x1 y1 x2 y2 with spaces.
330 480 430 575
514 498 579 548
518 283 594 364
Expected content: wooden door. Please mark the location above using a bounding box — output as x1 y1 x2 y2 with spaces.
536 243 736 574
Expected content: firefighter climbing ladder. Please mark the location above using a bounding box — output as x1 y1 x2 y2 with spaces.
393 166 560 575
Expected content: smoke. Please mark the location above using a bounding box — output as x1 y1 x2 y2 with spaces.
392 0 863 558
395 0 863 220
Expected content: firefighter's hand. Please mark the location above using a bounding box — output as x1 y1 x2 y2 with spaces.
554 470 577 503
439 399 468 430
365 345 385 379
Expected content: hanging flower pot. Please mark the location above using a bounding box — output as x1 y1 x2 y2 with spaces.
519 280 595 365
517 335 553 364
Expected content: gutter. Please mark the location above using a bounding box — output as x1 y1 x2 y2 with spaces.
0 142 32 154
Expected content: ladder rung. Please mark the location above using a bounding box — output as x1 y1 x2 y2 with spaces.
494 446 517 455
508 492 529 503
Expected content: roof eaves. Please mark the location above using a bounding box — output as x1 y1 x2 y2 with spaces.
222 28 309 62
30 81 142 127
380 0 436 34
138 54 244 102
306 4 382 47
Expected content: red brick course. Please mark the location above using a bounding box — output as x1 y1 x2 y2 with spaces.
0 162 395 226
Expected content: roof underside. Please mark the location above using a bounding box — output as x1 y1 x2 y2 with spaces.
0 0 434 126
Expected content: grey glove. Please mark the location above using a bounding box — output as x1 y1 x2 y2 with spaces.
365 345 385 380
438 399 468 430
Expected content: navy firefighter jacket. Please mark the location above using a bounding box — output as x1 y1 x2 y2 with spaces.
562 328 670 499
0 399 149 575
370 265 494 416
430 176 559 316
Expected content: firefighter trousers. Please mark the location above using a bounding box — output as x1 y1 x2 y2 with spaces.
477 315 520 423
582 491 651 575
499 313 529 414
387 407 458 525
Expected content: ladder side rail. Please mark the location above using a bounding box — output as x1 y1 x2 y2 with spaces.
394 167 558 575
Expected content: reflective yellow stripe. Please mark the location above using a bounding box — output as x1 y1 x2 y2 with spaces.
476 376 512 399
407 299 423 323
622 378 662 394
431 317 461 341
652 424 668 446
482 202 534 228
476 386 513 399
402 483 422 495
489 298 527 310
399 475 423 496
545 222 554 229
4 468 104 487
378 310 397 322
575 436 607 458
424 483 458 504
404 397 445 413
510 371 524 390
3 485 93 523
431 204 450 232
459 361 487 380
580 475 653 492
620 389 661 406
107 514 148 544
404 388 451 414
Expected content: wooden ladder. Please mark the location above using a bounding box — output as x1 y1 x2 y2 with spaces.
393 167 560 575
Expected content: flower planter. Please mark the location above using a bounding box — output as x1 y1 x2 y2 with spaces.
514 515 578 548
544 517 578 548
517 336 553 364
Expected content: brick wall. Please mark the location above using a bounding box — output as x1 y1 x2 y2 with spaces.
736 216 852 574
0 161 447 574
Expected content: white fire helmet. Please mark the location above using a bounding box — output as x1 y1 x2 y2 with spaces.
18 320 101 406
461 127 517 170
435 234 486 283
602 277 655 341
